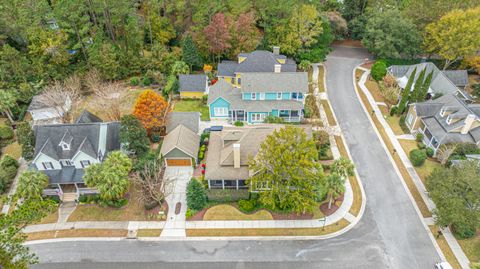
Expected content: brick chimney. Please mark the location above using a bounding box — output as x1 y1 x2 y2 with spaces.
273 46 280 55
274 64 281 73
461 114 476 134
233 143 240 168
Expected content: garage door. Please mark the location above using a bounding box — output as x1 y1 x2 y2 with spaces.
166 159 191 166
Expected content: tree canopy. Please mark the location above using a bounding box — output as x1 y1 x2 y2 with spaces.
133 90 169 133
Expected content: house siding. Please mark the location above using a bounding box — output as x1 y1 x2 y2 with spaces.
209 97 230 118
72 151 99 169
35 153 62 170
243 93 252 100
282 92 291 100
164 148 191 159
265 93 277 100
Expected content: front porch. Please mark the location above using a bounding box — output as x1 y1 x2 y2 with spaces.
417 121 441 153
229 109 302 123
43 183 99 202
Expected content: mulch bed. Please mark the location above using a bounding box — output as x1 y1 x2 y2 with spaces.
145 201 168 220
320 202 339 216
187 207 209 221
175 202 181 214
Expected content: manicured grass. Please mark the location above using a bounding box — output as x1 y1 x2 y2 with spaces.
312 204 325 219
2 142 22 160
334 135 348 158
37 209 59 224
308 68 314 94
203 204 273 221
429 226 462 269
456 229 480 265
26 229 128 241
68 185 154 222
356 80 432 218
318 65 325 93
173 99 210 121
321 100 337 126
137 229 162 237
187 219 350 237
385 115 406 135
398 139 442 183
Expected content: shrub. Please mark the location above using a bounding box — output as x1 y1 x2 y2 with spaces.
0 124 14 140
0 155 19 193
234 121 244 127
144 199 159 210
206 189 249 203
398 115 410 133
426 148 434 158
238 199 256 213
264 115 284 123
141 76 151 86
415 133 424 142
452 222 476 239
185 208 195 219
201 94 208 104
472 84 480 97
186 178 207 210
45 195 61 204
371 61 387 81
454 143 480 156
389 106 397 116
198 145 206 161
409 149 427 166
101 198 128 208
151 133 161 143
417 142 426 149
130 76 140 86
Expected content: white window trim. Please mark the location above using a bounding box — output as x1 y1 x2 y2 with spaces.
80 160 91 168
276 92 282 100
214 107 228 117
43 162 54 170
251 113 266 122
407 113 413 125
259 92 265 100
251 93 256 100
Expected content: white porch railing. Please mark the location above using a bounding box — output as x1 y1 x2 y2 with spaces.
77 187 99 195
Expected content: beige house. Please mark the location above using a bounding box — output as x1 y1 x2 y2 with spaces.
160 124 200 167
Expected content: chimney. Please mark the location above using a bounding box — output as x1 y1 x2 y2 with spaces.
233 143 240 168
461 114 476 134
273 46 280 55
274 64 281 73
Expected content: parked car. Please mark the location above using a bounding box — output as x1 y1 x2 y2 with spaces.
434 262 453 269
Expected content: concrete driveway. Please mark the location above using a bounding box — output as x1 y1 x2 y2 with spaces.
30 46 441 269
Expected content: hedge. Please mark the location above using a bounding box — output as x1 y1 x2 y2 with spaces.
207 189 249 203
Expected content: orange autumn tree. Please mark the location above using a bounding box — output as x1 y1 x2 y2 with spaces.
133 90 169 133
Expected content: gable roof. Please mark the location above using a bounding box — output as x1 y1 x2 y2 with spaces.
240 72 308 93
179 74 207 92
166 112 200 134
442 70 468 87
160 124 200 159
75 110 103 124
217 50 297 76
207 79 303 112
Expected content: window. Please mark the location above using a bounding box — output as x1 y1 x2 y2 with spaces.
238 180 248 189
291 92 298 99
407 113 413 125
224 180 237 189
251 93 256 100
214 107 228 116
277 92 282 100
251 113 266 122
291 110 299 117
42 162 54 170
237 78 241 85
259 92 265 100
60 160 72 166
210 180 223 189
80 160 91 168
298 92 303 99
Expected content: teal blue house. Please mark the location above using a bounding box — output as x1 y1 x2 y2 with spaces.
208 72 308 123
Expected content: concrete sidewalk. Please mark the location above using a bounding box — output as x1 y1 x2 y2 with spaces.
357 69 471 269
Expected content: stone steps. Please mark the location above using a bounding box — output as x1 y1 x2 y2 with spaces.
62 192 77 202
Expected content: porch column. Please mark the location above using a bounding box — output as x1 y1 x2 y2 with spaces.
236 180 239 190
222 180 225 190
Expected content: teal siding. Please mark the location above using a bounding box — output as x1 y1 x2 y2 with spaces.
282 92 291 100
265 93 276 100
209 97 230 118
164 148 191 159
242 93 251 100
271 109 279 117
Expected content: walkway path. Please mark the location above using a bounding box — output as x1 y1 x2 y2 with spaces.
1 159 27 214
356 69 470 269
57 202 77 223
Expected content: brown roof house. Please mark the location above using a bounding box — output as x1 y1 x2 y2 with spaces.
160 124 200 167
205 125 311 190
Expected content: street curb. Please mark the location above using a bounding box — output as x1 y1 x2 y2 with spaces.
352 66 449 264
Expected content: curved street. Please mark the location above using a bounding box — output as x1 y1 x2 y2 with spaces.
30 46 440 269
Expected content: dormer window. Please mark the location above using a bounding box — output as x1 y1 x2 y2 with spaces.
446 115 452 125
60 142 70 151
251 93 256 100
440 108 446 117
277 92 282 100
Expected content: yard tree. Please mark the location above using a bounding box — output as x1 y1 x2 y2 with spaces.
397 67 416 115
331 157 355 180
418 70 433 102
426 160 480 238
424 7 480 70
203 13 232 62
325 173 344 209
362 9 421 59
186 178 207 211
170 61 189 77
84 151 132 202
0 45 31 88
182 35 203 71
410 67 426 102
120 115 150 157
0 198 56 269
16 121 35 161
88 41 121 80
465 56 480 75
133 89 169 133
150 14 176 45
0 90 16 123
15 170 49 201
38 79 82 123
229 12 261 58
134 155 172 207
248 126 325 214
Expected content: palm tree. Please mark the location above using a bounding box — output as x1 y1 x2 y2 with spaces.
16 170 49 201
331 157 354 180
326 173 345 209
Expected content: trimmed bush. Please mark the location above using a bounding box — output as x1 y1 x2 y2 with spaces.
417 142 426 149
371 61 387 81
238 199 256 213
409 149 427 166
186 178 207 210
452 222 476 239
206 189 249 203
234 121 244 127
151 133 161 143
0 124 14 140
426 148 434 158
264 115 284 123
141 76 151 86
415 133 424 142
389 106 398 116
144 199 159 210
0 155 19 193
130 76 140 86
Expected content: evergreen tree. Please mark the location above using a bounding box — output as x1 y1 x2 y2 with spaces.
397 67 416 115
120 115 150 157
411 67 426 102
186 178 207 211
182 35 203 70
16 122 35 161
419 71 434 102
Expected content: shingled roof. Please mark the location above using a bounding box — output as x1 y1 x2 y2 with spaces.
179 74 207 92
166 112 200 134
217 50 297 76
160 124 200 160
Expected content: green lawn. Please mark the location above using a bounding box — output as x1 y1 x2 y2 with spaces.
398 139 442 183
385 115 406 135
173 100 210 121
456 229 480 265
203 204 273 221
2 142 22 160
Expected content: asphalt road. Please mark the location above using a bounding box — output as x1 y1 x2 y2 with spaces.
30 46 440 269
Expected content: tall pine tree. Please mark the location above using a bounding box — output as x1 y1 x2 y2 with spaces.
397 67 416 115
182 35 203 71
411 67 426 102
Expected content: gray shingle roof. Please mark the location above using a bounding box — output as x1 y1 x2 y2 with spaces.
166 112 200 133
207 80 304 112
240 72 308 93
160 124 200 160
178 74 207 92
75 110 103 123
42 167 85 184
442 70 468 87
217 50 297 76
